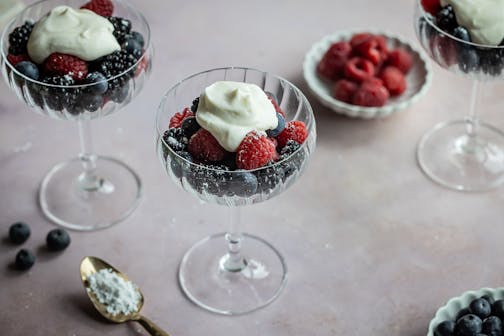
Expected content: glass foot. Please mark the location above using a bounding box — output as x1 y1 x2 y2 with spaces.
39 156 141 231
417 120 504 191
179 233 287 315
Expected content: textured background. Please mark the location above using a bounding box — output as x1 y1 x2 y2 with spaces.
1 0 504 335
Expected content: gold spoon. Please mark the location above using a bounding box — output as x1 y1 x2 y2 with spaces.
80 256 170 336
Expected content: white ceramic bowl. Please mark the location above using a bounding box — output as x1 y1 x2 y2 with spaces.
303 30 432 119
427 287 504 336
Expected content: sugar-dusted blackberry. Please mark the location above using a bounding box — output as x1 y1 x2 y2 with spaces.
191 96 200 112
40 75 80 111
92 50 137 90
163 128 189 153
8 21 34 55
170 150 193 178
109 84 130 103
254 161 285 194
181 116 201 137
436 5 457 33
279 140 303 181
108 16 132 43
187 163 231 196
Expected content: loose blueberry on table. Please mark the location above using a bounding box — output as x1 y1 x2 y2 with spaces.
434 296 504 336
5 0 148 115
15 249 36 270
46 228 71 251
8 222 31 244
317 32 413 107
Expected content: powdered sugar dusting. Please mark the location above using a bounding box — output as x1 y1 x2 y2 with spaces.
87 268 141 316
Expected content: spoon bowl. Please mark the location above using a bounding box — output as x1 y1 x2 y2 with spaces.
80 256 170 336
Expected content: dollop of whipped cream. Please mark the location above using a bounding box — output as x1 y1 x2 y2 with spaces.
27 6 120 64
195 81 278 152
441 0 504 45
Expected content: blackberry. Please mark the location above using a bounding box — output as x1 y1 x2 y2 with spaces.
40 75 79 111
92 50 137 90
170 150 193 178
163 128 189 153
8 21 33 55
181 116 201 137
436 5 457 33
108 16 132 43
279 140 303 181
187 163 230 196
254 161 285 194
191 97 200 112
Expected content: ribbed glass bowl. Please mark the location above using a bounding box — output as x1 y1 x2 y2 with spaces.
0 0 152 121
156 67 316 207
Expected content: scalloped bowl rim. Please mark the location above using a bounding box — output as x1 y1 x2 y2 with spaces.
427 287 504 336
303 29 433 118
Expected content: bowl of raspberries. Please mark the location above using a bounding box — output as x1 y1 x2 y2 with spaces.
0 0 151 119
429 288 504 336
303 30 432 118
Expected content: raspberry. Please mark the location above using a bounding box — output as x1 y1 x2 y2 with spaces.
421 0 441 15
277 121 308 148
350 33 373 50
236 132 278 170
352 80 390 107
317 41 352 80
344 57 375 83
188 129 227 162
43 53 88 81
429 35 456 67
81 0 114 16
7 54 29 66
169 108 194 128
134 53 149 78
354 36 388 66
379 66 406 96
333 79 358 103
387 48 413 74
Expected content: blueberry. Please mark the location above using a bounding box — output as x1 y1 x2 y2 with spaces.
471 298 492 319
14 61 39 80
457 46 480 73
435 320 455 336
266 113 286 138
46 228 71 251
493 301 504 319
482 295 496 306
8 222 31 244
436 5 457 33
452 26 472 42
456 314 483 336
15 249 35 270
482 316 502 336
121 38 142 60
458 308 472 321
83 72 108 95
78 94 103 112
225 170 258 197
181 117 201 137
130 31 145 48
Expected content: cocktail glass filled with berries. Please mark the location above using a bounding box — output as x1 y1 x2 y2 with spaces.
414 0 504 191
1 0 152 230
157 67 316 315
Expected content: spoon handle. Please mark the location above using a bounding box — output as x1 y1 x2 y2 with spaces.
137 315 171 336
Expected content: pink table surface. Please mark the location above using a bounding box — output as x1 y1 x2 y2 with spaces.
1 0 504 335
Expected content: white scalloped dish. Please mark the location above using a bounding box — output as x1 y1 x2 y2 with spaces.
303 30 432 118
427 287 504 336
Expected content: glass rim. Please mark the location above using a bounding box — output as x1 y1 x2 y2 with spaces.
417 0 504 49
0 0 152 89
156 66 316 174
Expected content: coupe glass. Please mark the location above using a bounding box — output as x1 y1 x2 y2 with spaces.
156 67 316 315
1 0 153 230
414 1 504 191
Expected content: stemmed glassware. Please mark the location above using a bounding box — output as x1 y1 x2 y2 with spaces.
156 67 316 315
1 0 152 230
414 1 504 191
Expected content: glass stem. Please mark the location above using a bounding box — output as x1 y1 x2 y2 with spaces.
77 119 100 191
465 80 481 138
223 206 247 272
